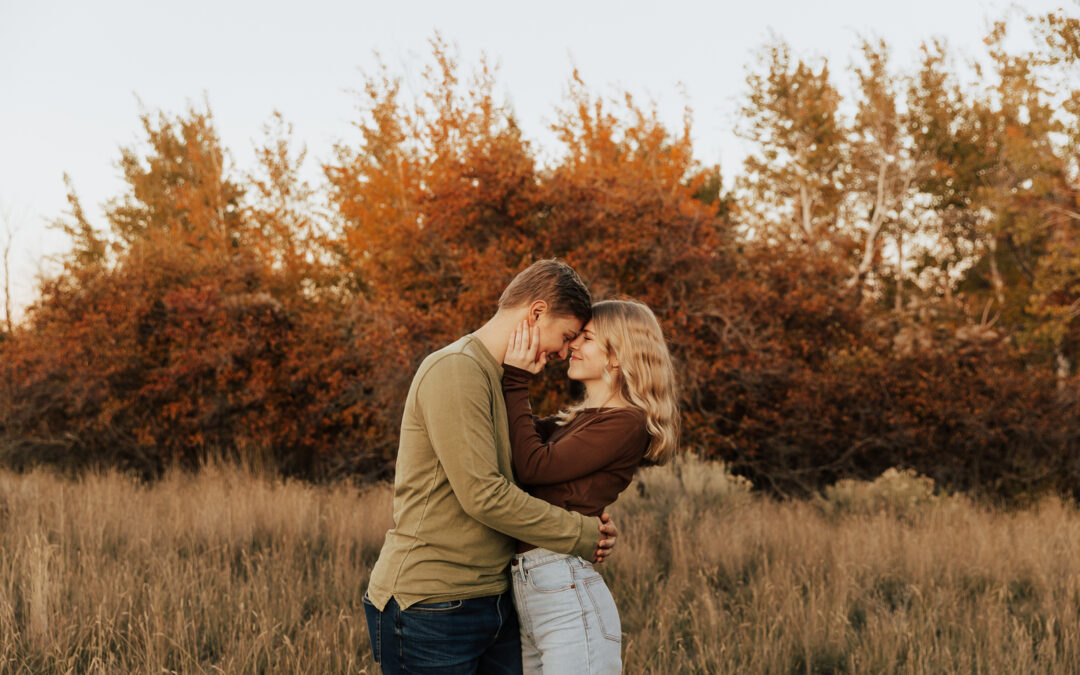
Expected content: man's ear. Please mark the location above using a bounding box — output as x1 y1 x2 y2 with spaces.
527 300 548 325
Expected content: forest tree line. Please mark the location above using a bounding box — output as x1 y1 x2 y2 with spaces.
2 12 1080 498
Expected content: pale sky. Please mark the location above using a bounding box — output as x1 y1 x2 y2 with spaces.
0 0 1070 318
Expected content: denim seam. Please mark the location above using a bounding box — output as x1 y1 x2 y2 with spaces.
583 577 621 643
572 565 595 675
493 592 506 650
513 569 534 639
393 599 404 668
375 606 382 664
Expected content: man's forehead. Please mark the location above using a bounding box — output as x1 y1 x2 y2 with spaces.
561 317 586 335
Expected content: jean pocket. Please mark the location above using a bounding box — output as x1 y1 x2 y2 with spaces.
583 577 622 642
526 558 575 593
405 599 464 613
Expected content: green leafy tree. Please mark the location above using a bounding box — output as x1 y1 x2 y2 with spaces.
737 38 849 246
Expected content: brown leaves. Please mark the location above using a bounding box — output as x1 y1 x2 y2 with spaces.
3 23 1080 499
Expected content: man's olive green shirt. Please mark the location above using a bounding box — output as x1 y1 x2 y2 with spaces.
366 335 595 610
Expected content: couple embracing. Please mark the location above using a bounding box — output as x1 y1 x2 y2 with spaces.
363 259 680 674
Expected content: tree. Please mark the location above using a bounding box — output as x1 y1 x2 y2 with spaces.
846 39 926 305
108 103 246 255
2 22 1079 501
1022 9 1080 384
0 200 22 334
326 36 546 346
737 38 848 246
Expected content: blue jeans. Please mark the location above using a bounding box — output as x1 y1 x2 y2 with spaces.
363 591 523 674
510 548 622 674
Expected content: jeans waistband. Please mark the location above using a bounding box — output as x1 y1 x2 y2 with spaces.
511 547 573 567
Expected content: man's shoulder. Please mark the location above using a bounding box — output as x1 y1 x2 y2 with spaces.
415 336 492 384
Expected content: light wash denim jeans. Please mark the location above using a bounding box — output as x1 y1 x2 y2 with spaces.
509 548 622 674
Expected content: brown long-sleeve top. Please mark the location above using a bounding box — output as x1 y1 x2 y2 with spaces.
501 365 650 525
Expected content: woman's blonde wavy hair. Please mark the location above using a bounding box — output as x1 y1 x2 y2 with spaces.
556 299 681 464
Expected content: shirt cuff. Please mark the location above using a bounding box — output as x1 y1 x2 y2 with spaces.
501 364 535 385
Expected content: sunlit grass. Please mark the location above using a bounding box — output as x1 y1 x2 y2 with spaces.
1 457 1080 673
0 461 391 673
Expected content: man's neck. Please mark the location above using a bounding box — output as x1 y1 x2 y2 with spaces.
472 311 523 365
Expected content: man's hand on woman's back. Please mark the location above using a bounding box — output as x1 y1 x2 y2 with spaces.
592 512 618 563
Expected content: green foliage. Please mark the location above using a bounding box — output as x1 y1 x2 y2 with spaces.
736 37 848 245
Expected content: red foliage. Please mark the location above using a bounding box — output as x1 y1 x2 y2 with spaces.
2 36 1079 500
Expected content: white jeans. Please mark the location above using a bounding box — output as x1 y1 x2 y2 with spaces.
510 548 622 674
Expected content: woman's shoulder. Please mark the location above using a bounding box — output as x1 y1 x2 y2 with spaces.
599 405 646 419
580 405 647 430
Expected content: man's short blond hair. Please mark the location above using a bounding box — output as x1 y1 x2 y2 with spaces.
498 259 591 321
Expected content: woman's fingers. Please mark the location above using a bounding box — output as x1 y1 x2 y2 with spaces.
512 323 522 353
528 322 540 357
506 320 535 370
528 324 542 372
520 321 531 357
526 324 545 373
506 319 553 374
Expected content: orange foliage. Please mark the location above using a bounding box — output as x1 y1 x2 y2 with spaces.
2 30 1080 499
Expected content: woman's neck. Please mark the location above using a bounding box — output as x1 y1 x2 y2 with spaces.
582 380 628 409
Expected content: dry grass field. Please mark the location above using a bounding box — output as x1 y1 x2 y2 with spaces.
1 458 1079 673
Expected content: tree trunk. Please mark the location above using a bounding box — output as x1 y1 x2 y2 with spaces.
1057 342 1072 395
849 162 889 294
799 182 814 242
1 212 13 333
987 235 1005 306
895 230 904 313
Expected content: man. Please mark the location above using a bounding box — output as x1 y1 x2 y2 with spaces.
363 259 618 674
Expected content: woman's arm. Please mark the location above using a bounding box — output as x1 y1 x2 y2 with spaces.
502 365 646 485
534 414 560 442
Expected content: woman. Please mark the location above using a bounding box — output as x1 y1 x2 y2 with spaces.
501 299 680 674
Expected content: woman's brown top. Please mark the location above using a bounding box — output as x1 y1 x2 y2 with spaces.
501 365 650 542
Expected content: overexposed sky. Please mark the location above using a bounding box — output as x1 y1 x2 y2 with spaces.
0 0 1070 317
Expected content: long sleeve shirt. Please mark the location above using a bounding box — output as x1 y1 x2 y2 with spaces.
366 336 597 611
501 364 650 519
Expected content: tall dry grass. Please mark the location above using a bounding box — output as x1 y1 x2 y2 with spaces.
1 458 1080 673
0 460 392 673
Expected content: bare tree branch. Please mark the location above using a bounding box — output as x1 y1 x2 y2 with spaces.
0 200 23 334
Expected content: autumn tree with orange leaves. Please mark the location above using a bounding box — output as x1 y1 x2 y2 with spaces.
1 15 1080 498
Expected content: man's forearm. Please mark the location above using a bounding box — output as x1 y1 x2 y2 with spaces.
450 469 596 560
